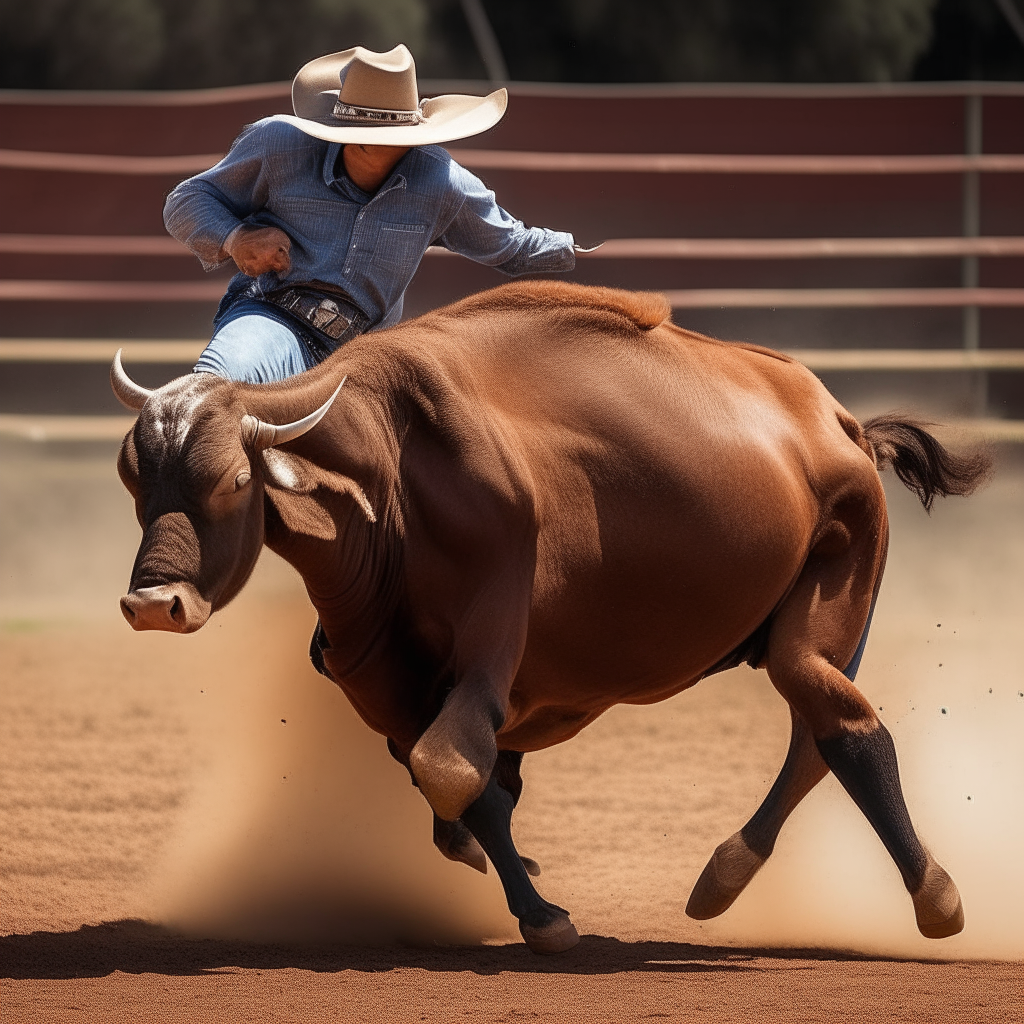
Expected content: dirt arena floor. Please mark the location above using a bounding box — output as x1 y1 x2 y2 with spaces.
1 430 1022 1023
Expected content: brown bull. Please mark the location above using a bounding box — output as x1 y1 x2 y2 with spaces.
113 281 988 953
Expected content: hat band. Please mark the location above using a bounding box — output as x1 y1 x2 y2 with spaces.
331 99 425 125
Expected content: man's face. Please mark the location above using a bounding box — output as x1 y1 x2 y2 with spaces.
342 143 412 191
346 143 411 169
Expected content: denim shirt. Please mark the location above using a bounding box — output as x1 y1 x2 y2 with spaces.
164 117 576 330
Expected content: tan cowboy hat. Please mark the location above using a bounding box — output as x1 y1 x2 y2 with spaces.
273 44 507 146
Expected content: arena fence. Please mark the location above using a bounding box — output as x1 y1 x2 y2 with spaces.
0 80 1021 439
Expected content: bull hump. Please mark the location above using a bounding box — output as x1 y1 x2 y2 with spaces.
455 281 671 332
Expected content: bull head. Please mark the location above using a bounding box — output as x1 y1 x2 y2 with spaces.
112 352 344 634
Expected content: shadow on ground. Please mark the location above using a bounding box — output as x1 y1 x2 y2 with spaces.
0 919 945 980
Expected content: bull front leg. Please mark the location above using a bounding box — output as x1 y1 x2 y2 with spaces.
410 675 573 953
460 771 579 954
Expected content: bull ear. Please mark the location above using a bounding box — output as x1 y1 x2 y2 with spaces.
117 430 141 497
262 448 313 493
264 452 376 536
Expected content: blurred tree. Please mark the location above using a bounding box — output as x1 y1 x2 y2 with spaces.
149 0 429 89
1 0 1021 88
0 0 429 89
913 0 1024 79
476 0 939 83
0 0 164 89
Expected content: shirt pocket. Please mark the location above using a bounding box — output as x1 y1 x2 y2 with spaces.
372 222 427 273
267 196 351 260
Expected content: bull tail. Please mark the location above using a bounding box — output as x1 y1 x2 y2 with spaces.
861 413 992 512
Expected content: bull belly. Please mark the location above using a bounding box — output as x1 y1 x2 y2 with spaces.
500 553 798 751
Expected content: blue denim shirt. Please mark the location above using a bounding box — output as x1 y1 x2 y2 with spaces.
164 116 576 330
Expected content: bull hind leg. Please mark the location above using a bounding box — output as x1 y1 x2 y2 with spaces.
762 508 963 939
687 606 876 920
687 705 829 918
460 755 578 954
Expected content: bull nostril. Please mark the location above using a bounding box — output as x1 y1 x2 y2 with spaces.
169 595 184 624
120 597 136 623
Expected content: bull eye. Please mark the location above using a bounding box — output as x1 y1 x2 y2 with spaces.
234 470 252 491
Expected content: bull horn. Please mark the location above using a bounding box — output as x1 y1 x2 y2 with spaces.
242 376 346 450
110 349 154 411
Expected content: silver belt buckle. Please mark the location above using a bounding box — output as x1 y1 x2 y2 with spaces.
312 298 353 339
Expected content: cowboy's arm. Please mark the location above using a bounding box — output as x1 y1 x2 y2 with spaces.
163 120 286 273
434 164 576 275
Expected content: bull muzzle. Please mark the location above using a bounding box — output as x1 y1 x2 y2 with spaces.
120 584 211 633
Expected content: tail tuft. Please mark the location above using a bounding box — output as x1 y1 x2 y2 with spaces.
862 413 992 512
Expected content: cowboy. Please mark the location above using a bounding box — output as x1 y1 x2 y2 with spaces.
165 45 588 384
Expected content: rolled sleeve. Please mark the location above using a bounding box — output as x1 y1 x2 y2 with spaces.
436 163 575 276
163 120 276 271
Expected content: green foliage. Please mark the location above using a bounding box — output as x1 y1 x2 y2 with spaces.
915 0 1024 80
0 0 164 88
0 0 1019 88
483 0 939 83
0 0 428 89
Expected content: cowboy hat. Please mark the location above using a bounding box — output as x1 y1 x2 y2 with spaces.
273 44 507 146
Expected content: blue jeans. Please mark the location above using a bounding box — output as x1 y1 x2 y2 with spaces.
194 298 332 384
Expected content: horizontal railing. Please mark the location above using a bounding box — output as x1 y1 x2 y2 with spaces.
2 280 1022 308
4 234 1024 259
5 147 1024 176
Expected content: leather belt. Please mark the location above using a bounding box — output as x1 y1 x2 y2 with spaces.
264 285 369 349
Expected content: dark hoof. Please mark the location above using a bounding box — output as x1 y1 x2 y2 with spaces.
685 832 765 920
913 860 965 939
519 909 580 954
918 899 965 939
520 856 541 877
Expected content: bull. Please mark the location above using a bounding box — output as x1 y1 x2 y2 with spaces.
113 281 988 953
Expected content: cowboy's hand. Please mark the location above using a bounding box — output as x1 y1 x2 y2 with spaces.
225 225 292 277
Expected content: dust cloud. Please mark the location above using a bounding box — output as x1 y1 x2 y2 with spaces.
142 590 515 946
0 436 512 947
693 459 1024 960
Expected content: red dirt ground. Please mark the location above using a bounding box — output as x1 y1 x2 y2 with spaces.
1 436 1021 1022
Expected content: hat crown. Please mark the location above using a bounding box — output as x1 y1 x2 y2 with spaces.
287 45 507 146
339 45 418 113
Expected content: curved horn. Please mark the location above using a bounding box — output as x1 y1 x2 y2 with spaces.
242 377 346 451
110 349 154 411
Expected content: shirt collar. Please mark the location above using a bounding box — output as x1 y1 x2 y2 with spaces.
323 143 409 203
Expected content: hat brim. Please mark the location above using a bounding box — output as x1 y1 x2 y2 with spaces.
274 89 507 147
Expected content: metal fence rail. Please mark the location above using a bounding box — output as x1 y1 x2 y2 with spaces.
5 146 1024 176
4 233 1024 260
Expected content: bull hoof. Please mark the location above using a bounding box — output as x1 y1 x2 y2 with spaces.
519 908 580 954
685 832 766 920
912 860 965 939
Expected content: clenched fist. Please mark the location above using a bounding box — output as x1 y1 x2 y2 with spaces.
224 225 291 277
